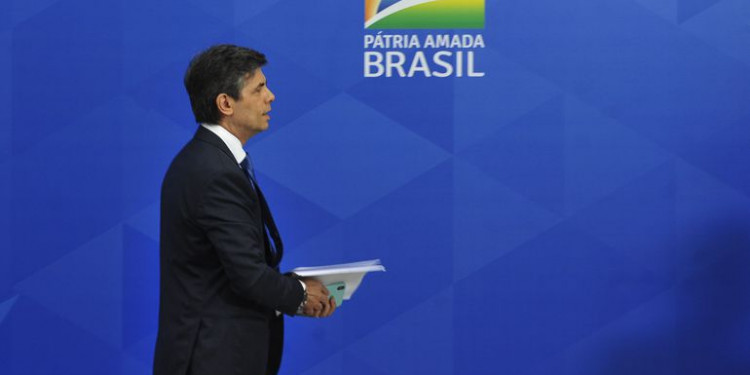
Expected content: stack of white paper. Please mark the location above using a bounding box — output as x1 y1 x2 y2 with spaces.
292 259 385 301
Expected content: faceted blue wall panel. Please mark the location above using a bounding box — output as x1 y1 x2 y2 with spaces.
2 0 750 374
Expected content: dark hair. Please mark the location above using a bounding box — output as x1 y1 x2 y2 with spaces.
184 44 267 124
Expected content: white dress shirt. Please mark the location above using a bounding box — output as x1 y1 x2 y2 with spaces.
201 123 246 163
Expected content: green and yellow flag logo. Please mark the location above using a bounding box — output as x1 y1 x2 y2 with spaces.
365 0 485 29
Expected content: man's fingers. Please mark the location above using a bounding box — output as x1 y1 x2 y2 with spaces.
319 297 335 318
301 293 337 318
319 299 330 317
310 296 325 317
326 297 336 317
303 295 322 317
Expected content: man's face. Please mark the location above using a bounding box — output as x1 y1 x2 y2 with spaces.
232 68 275 137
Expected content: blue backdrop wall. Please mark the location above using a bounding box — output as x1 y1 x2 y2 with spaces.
2 0 750 374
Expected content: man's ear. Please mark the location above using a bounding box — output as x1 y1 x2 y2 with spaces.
216 93 234 117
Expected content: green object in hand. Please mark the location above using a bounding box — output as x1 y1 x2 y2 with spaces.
326 282 346 307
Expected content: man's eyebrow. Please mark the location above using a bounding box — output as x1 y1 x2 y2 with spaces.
255 80 267 89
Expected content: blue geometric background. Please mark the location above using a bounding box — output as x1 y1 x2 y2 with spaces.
2 0 750 374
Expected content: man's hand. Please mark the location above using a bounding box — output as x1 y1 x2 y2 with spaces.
301 278 337 318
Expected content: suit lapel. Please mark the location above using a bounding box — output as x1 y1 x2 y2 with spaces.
194 126 284 267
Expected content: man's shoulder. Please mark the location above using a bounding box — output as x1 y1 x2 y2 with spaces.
162 135 240 193
173 135 236 170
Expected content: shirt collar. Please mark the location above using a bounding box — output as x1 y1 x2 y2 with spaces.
200 123 247 164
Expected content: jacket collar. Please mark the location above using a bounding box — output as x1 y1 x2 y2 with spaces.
193 125 238 164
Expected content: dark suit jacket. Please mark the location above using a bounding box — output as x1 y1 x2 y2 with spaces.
154 126 304 375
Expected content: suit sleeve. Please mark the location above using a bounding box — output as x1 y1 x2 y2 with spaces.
196 170 304 315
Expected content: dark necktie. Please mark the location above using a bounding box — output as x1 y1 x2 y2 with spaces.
240 156 283 268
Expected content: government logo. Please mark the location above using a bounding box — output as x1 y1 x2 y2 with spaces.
365 0 485 29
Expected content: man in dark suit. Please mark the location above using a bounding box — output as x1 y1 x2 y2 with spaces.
154 44 336 375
